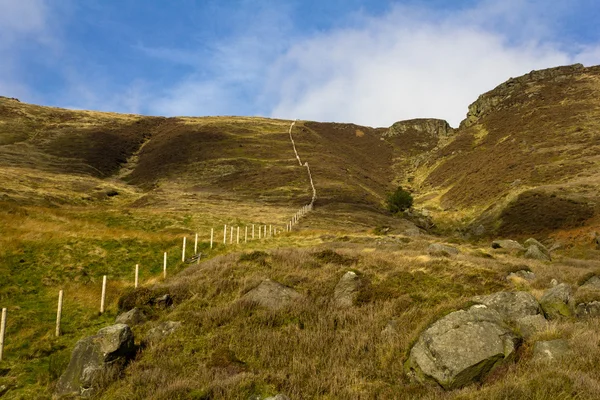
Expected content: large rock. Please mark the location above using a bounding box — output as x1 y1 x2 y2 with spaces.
143 321 182 346
506 270 536 282
115 308 147 326
471 291 541 322
524 245 551 262
55 324 135 398
427 243 459 257
540 283 573 319
533 339 571 362
242 279 303 310
574 277 600 317
491 240 525 251
406 305 519 390
332 271 362 308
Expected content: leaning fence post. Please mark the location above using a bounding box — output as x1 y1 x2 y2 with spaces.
56 290 63 337
163 252 167 279
210 228 214 249
135 264 139 288
100 275 107 314
0 308 6 361
182 237 187 262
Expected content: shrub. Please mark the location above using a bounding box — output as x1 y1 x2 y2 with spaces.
386 186 413 213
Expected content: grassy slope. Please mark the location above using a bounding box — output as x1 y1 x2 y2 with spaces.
0 64 600 398
409 65 600 240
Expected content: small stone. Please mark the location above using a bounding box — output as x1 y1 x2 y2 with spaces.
533 339 570 362
491 239 525 251
115 307 147 326
550 279 558 287
507 270 536 282
143 321 182 346
427 243 459 257
332 271 362 308
155 294 173 308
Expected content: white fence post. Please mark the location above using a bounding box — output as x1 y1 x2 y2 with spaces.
100 275 107 314
210 228 214 249
182 237 186 262
163 252 167 279
245 226 248 243
56 290 63 337
259 226 262 239
252 224 255 239
223 225 227 244
230 226 233 244
237 226 240 244
269 225 272 237
194 233 198 254
135 264 139 288
0 308 6 361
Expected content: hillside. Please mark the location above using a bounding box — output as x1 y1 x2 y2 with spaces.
0 64 600 399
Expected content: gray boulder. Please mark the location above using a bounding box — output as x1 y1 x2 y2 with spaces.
491 240 525 251
427 243 459 257
471 291 541 322
575 301 600 317
506 270 536 282
242 279 303 310
524 238 551 258
540 283 573 319
115 307 147 326
406 305 519 390
533 339 570 362
524 245 551 262
579 275 600 290
515 314 548 339
143 321 182 346
55 324 135 398
332 271 362 308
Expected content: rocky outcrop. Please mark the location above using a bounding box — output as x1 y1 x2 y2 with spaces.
384 119 454 139
427 243 459 257
115 308 147 326
540 284 573 319
332 271 362 308
55 324 136 398
406 305 519 390
524 238 550 258
461 64 585 128
242 279 303 310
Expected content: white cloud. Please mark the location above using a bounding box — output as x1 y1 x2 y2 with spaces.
266 5 577 127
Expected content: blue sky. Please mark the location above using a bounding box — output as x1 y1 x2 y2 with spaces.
1 0 600 127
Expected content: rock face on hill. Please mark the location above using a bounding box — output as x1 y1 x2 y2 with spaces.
55 324 136 398
461 64 585 128
384 119 454 139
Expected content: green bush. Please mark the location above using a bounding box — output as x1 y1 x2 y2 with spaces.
386 186 413 213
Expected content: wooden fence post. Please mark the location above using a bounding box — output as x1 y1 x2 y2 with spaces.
0 308 6 361
252 225 255 239
135 264 139 288
223 225 227 244
194 233 198 254
237 226 240 244
56 290 63 337
210 228 214 249
245 226 248 243
163 252 167 279
259 225 262 239
269 225 272 237
230 226 234 244
182 237 186 262
100 275 107 314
